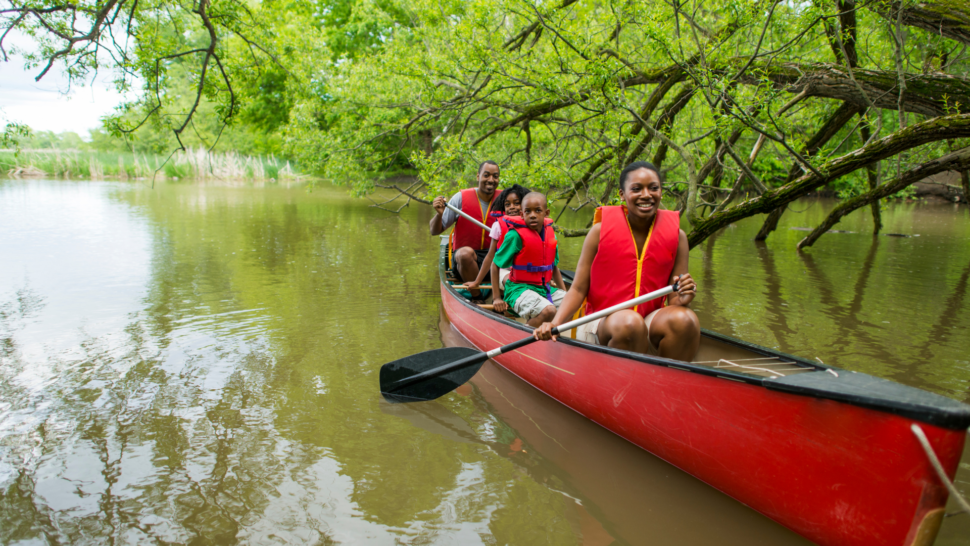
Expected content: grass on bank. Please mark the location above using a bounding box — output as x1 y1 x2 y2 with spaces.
0 148 301 181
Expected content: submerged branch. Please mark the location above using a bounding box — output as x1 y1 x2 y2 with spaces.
798 146 970 249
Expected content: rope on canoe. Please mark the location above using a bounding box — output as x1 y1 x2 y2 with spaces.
911 424 970 517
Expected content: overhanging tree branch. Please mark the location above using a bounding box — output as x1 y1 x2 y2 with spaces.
688 113 970 247
871 1 970 46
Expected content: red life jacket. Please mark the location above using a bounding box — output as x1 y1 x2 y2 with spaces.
586 206 680 317
494 214 512 247
450 188 497 251
504 216 557 298
497 216 554 246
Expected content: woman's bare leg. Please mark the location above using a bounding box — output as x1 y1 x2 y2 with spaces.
597 310 651 353
648 306 701 361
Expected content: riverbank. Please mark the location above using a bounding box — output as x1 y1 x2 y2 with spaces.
0 148 302 182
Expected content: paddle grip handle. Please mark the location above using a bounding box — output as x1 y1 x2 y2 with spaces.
445 203 490 231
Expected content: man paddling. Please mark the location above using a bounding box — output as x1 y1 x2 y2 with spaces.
534 161 700 361
430 161 501 297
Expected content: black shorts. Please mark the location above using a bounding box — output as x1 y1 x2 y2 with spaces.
450 249 492 282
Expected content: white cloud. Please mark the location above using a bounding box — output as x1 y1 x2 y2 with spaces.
0 30 137 136
0 59 131 136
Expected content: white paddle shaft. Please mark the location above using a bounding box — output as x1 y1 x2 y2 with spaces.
556 284 676 333
483 284 676 358
445 202 490 231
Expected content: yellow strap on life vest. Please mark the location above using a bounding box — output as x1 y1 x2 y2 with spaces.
568 298 587 339
447 235 453 270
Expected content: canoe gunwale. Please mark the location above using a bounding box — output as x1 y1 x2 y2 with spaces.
437 243 970 430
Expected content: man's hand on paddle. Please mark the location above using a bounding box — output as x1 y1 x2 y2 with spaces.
432 196 447 215
492 298 508 314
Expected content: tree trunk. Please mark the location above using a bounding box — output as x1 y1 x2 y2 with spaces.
960 170 970 205
859 120 882 233
754 206 786 241
688 113 970 248
872 2 970 46
754 63 970 116
753 101 861 241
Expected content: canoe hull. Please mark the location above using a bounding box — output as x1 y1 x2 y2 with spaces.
441 283 965 546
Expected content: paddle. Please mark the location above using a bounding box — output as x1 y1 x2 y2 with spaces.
380 282 678 402
445 202 490 231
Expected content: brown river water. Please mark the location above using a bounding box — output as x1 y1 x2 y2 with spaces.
0 179 967 545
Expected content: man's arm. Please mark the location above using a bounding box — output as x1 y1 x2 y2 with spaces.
430 193 461 235
430 197 446 235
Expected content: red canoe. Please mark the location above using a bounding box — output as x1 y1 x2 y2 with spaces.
435 240 970 546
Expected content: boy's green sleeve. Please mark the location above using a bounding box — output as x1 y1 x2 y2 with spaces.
492 230 523 269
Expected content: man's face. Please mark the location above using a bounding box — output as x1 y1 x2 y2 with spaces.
477 164 500 197
521 196 548 232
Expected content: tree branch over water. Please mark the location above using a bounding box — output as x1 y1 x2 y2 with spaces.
688 113 970 246
14 0 968 250
797 146 970 249
1 0 286 154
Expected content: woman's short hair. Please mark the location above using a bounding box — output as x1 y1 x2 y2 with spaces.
619 161 663 191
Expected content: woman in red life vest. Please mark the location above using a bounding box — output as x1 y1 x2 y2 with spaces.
461 184 531 295
430 161 501 299
534 162 700 361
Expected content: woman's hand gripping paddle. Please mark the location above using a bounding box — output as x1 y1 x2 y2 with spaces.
379 282 678 403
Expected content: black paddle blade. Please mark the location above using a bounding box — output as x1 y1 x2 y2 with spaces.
380 347 485 403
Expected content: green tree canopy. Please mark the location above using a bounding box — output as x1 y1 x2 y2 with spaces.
281 0 970 247
6 0 970 247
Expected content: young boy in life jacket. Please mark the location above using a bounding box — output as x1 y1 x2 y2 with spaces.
461 184 531 295
491 192 567 326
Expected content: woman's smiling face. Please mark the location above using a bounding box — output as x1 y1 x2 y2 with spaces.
621 168 662 221
504 192 522 216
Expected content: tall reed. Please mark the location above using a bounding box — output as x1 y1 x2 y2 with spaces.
1 148 300 181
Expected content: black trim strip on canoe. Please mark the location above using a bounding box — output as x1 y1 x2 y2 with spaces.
437 242 970 430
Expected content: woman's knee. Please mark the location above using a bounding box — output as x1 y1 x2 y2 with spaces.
660 307 700 338
606 311 647 341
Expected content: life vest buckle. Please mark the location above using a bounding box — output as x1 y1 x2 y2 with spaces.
512 262 554 273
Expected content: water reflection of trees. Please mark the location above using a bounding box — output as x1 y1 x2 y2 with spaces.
24 183 578 542
7 185 967 544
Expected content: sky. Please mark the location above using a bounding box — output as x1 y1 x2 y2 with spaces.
1 48 129 136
